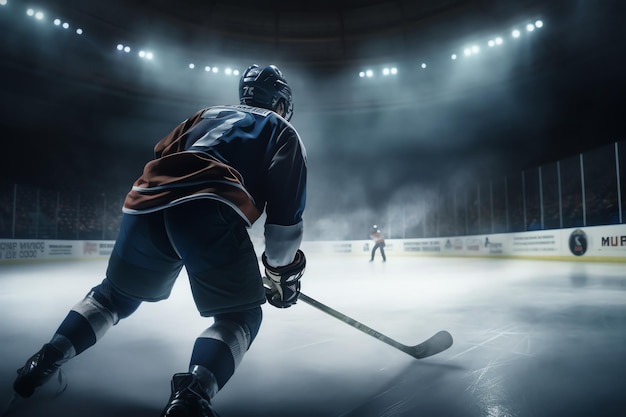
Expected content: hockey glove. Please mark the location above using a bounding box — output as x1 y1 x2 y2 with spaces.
262 249 306 308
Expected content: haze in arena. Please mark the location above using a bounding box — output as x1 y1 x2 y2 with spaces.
1 1 625 416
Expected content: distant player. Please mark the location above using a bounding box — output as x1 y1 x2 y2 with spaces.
11 64 307 417
369 225 386 262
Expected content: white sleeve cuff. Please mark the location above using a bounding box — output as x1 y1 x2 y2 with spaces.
264 222 303 267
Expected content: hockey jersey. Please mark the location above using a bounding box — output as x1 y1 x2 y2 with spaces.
123 104 307 266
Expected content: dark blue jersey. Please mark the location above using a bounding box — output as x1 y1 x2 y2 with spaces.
123 104 307 266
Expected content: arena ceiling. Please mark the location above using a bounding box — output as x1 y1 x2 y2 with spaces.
38 0 557 67
1 0 625 199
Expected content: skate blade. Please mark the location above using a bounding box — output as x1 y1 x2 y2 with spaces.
54 369 68 397
0 394 18 417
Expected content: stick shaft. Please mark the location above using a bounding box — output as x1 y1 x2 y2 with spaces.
298 292 410 353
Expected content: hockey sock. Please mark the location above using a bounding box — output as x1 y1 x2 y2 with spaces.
53 310 97 356
189 337 235 391
53 289 119 356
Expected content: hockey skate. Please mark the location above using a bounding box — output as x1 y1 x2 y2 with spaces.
13 343 67 398
160 373 221 417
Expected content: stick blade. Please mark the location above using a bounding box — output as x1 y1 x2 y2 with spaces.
410 330 453 359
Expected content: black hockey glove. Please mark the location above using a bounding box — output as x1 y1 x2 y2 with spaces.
262 249 306 308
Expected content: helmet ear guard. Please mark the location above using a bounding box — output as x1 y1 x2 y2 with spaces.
239 64 294 121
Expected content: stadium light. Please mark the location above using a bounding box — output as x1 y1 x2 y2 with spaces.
138 50 153 60
9 3 547 82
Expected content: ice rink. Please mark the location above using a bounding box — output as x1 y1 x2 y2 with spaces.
1 254 625 417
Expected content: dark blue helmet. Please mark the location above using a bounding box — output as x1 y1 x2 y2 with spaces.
239 64 294 121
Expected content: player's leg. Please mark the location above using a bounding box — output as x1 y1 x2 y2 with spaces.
162 308 262 417
13 211 182 398
160 200 265 417
13 278 142 398
380 244 387 262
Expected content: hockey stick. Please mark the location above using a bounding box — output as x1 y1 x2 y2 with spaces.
298 293 453 360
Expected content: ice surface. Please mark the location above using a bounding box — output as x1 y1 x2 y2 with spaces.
1 255 625 416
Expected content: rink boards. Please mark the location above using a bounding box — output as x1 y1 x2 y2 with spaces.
1 224 625 263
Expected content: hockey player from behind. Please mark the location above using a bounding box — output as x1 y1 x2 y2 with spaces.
11 64 307 417
369 225 386 262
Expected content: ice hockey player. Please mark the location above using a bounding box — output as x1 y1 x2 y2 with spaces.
369 224 387 262
11 64 307 417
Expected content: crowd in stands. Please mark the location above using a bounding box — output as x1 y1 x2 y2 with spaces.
0 184 123 240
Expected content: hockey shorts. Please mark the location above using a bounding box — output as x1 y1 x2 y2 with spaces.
106 199 266 317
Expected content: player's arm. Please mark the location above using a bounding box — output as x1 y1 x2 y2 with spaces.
262 126 307 307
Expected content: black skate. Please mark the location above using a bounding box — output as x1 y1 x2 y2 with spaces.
13 343 66 398
161 373 221 417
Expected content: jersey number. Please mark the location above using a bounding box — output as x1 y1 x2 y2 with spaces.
192 109 248 148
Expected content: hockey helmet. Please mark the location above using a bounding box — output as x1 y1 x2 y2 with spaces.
239 64 294 121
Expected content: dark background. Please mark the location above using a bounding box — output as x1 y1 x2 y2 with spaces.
1 0 625 219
